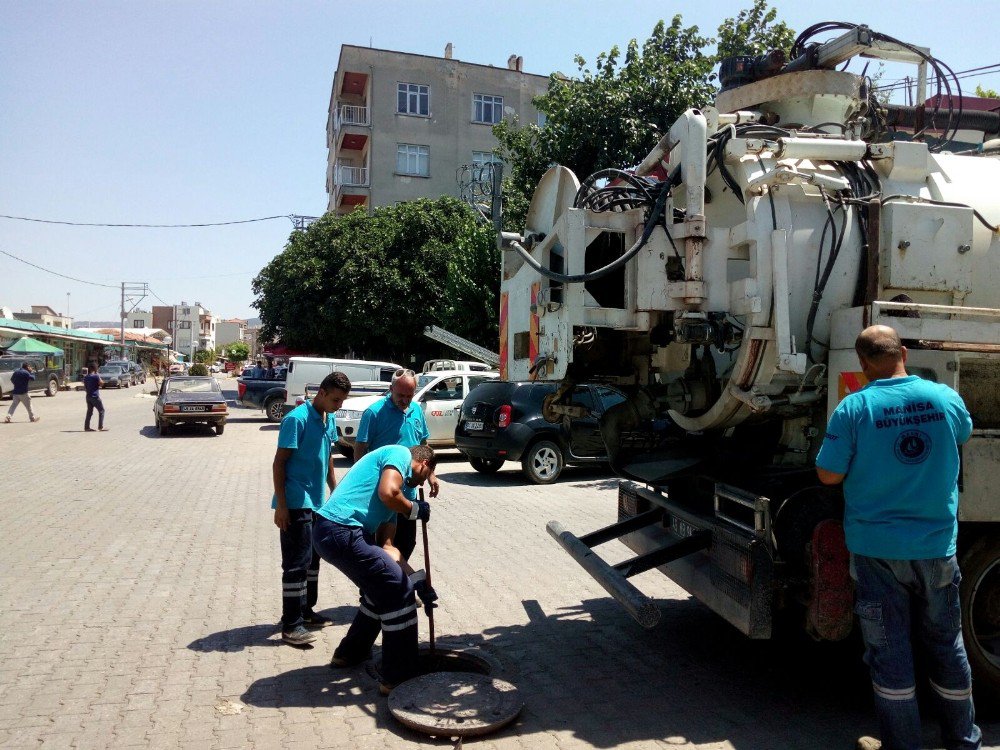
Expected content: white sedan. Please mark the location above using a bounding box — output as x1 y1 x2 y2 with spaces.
334 370 498 458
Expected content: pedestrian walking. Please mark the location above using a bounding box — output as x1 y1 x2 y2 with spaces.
82 368 107 432
5 362 39 423
272 371 351 646
816 325 982 750
312 443 437 694
353 368 439 561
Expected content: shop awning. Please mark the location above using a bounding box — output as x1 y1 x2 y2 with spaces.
4 336 64 355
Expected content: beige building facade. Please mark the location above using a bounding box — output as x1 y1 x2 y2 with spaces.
327 45 549 215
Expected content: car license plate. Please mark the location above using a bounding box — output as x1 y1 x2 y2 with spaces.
465 420 484 431
181 405 206 412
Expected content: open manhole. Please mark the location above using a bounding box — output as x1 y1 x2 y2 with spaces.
384 646 522 737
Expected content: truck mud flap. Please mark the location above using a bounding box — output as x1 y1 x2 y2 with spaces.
546 510 710 628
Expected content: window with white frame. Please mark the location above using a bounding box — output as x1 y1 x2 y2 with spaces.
473 93 503 124
397 83 429 116
396 144 429 176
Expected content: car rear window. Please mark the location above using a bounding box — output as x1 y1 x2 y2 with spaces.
465 381 515 404
167 378 221 393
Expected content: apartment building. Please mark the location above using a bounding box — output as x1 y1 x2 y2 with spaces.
12 305 72 329
151 302 215 358
327 44 549 215
216 318 248 348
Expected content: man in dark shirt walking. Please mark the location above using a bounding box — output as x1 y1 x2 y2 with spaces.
5 362 39 423
82 368 106 432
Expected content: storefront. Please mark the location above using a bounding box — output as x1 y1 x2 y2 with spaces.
0 318 115 382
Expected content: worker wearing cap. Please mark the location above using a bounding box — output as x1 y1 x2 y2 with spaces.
313 443 437 694
816 325 981 750
353 368 439 560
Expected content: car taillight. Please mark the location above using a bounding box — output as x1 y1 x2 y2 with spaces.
211 404 227 412
238 382 246 399
164 405 180 413
497 404 512 429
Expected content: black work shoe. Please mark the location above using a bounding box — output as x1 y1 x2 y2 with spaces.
302 610 334 628
281 625 317 646
330 652 367 668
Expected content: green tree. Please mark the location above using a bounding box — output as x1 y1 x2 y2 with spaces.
189 363 209 376
493 1 795 229
975 84 999 99
251 197 499 362
225 342 250 363
193 348 216 365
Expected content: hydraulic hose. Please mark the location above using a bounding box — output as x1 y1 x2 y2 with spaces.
510 166 679 285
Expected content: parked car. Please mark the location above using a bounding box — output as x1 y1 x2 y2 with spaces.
154 376 228 436
284 357 401 415
169 363 186 375
236 376 287 423
97 364 128 389
0 355 63 398
455 381 627 483
421 359 493 373
335 370 499 459
107 360 145 385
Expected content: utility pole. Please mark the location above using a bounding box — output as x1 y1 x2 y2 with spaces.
119 282 149 360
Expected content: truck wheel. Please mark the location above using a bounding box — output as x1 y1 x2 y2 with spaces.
521 440 564 484
470 456 504 474
960 533 1000 704
46 378 58 397
265 398 284 423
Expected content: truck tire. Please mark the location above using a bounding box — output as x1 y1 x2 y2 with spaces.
521 440 564 484
265 398 284 423
46 378 58 397
960 532 1000 703
470 456 504 474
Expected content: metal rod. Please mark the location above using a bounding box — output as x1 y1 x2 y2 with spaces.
420 487 435 657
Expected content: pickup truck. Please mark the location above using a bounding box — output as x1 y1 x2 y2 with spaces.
236 376 287 422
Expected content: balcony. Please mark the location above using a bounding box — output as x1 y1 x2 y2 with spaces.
333 163 370 214
336 104 369 130
335 164 368 188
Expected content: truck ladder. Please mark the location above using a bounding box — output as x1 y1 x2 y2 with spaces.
422 325 500 368
547 510 711 628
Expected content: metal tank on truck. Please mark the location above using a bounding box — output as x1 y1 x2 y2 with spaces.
497 23 1000 699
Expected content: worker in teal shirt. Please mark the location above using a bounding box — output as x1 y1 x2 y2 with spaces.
816 326 980 750
313 443 437 693
272 371 351 646
354 368 439 560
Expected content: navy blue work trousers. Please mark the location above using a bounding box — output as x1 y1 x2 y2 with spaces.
312 515 418 686
279 508 321 631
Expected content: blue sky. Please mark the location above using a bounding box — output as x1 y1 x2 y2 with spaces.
1 1 996 322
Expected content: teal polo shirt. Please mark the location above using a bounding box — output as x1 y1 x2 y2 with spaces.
357 395 429 449
271 401 337 511
357 395 429 500
816 375 972 560
317 444 412 534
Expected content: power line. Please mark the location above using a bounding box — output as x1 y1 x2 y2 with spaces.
876 64 1000 94
0 213 294 228
0 248 118 288
877 62 1000 89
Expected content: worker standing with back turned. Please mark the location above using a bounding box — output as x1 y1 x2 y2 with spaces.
816 325 981 750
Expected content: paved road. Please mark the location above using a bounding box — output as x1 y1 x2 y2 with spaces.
0 380 996 749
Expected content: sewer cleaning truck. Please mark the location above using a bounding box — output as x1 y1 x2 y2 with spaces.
496 23 1000 699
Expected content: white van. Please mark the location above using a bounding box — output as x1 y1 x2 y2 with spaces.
283 357 401 412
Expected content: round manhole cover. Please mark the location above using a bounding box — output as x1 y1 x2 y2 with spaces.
388 672 522 737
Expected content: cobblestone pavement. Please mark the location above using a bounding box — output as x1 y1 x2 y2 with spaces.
1 380 996 749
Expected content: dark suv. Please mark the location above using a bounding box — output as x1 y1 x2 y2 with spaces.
455 381 626 483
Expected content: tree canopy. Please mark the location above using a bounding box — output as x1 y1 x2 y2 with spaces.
225 342 250 363
494 1 795 229
251 197 498 363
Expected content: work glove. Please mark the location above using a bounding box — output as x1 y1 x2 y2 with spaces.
407 499 431 523
409 570 439 614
